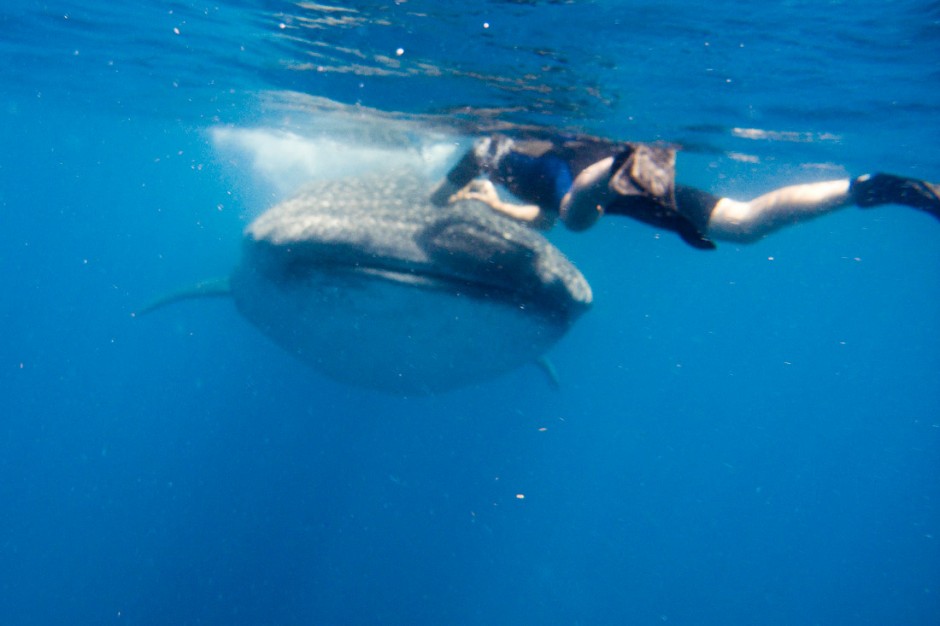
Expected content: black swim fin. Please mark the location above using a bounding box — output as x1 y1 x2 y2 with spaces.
852 173 940 220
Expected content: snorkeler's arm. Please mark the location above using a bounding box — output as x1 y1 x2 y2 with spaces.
559 157 616 231
430 146 484 206
449 179 544 224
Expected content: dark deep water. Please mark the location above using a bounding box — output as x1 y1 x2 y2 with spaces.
2 1 939 624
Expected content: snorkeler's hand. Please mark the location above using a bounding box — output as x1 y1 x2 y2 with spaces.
449 179 502 206
450 179 542 223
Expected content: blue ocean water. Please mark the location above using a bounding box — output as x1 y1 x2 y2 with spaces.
2 1 939 624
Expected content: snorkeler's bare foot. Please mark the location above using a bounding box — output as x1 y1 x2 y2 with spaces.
852 173 940 220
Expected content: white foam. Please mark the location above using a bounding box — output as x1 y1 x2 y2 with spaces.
210 125 461 200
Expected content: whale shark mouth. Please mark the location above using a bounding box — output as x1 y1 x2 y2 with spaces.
247 220 588 323
275 256 564 320
293 262 512 297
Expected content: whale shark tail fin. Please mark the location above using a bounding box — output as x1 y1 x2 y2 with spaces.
136 278 232 316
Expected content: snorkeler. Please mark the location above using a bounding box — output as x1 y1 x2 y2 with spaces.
429 134 940 249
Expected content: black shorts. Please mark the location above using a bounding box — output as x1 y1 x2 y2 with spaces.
607 144 718 249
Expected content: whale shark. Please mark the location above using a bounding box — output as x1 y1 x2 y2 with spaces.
143 167 592 394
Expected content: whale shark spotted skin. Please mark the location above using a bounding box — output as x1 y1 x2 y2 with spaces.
150 168 592 393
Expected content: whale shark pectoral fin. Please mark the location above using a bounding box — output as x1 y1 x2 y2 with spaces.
136 277 232 316
536 355 561 390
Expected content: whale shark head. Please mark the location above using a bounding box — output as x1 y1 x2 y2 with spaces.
229 167 592 394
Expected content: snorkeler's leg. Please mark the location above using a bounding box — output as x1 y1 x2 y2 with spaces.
850 173 940 219
706 173 940 242
705 180 853 243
